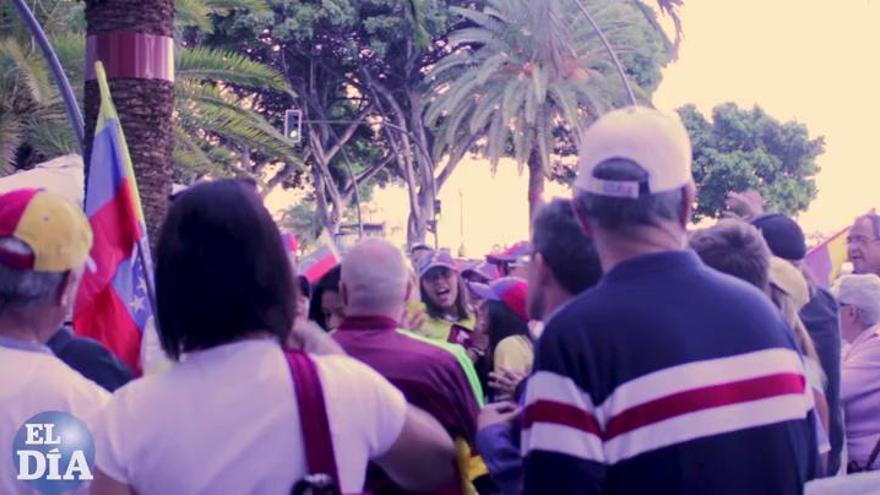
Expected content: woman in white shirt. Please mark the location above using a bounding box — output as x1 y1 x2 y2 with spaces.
90 179 454 495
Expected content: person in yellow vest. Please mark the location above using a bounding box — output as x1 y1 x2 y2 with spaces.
405 249 476 342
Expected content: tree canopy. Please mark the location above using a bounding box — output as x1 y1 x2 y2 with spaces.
678 102 824 221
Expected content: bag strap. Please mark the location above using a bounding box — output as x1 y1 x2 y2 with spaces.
286 350 341 488
866 435 880 470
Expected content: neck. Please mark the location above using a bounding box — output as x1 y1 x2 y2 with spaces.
339 313 400 331
346 307 404 323
593 223 685 272
0 314 53 345
542 284 573 321
847 324 874 344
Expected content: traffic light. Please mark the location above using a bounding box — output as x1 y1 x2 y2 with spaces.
284 109 303 144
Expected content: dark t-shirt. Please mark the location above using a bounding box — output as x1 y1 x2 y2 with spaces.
522 251 819 494
800 288 843 475
48 325 133 392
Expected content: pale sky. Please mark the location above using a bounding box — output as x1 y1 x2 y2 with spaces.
269 0 880 256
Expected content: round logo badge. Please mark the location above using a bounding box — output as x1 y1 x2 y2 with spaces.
11 411 95 495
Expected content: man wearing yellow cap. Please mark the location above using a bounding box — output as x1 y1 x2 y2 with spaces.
0 188 109 494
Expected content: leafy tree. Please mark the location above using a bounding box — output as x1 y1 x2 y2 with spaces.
426 0 672 220
678 102 824 221
205 0 485 242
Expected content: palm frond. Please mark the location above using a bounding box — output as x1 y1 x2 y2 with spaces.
0 108 23 173
173 125 216 173
177 83 299 161
176 0 269 31
177 47 292 94
0 39 54 105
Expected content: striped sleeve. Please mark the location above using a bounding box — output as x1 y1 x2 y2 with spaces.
522 323 606 494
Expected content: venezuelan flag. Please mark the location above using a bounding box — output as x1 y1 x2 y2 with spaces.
298 229 340 283
803 226 849 289
73 62 152 374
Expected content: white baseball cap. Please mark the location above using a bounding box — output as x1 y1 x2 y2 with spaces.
832 274 880 316
574 106 693 198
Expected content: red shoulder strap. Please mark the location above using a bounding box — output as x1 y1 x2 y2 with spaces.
286 350 341 488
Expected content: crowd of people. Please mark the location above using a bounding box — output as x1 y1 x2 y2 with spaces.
1 106 880 494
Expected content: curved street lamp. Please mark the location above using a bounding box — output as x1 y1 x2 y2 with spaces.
11 0 85 153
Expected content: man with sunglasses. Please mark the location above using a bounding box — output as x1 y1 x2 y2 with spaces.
848 215 880 277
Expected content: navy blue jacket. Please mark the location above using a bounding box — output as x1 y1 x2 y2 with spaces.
48 325 133 392
522 251 819 494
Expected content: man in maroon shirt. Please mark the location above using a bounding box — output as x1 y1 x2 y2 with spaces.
333 239 483 495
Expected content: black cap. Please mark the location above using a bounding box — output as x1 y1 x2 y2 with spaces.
750 213 807 261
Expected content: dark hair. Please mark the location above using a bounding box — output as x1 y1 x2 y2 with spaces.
307 265 341 330
532 199 603 294
689 220 771 290
476 300 532 394
420 267 471 321
486 300 530 354
573 159 685 230
155 180 296 360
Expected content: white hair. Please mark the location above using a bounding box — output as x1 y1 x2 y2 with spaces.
0 238 65 312
833 274 880 327
341 238 409 315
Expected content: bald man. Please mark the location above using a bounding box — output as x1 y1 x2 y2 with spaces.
333 239 485 495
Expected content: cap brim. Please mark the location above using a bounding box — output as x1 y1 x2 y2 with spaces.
467 282 497 301
419 262 458 278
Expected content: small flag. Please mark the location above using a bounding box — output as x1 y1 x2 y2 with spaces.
298 229 340 283
803 226 850 288
73 62 153 374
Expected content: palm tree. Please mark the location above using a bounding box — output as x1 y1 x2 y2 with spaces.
426 0 669 220
2 0 297 233
83 0 176 240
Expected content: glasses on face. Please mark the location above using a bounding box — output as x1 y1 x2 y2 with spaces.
847 234 880 247
848 215 880 247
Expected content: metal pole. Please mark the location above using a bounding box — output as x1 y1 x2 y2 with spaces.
11 0 85 153
572 0 638 106
458 189 465 257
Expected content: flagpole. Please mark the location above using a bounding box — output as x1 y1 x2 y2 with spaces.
136 238 159 328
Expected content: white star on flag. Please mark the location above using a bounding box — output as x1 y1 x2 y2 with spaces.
131 295 145 313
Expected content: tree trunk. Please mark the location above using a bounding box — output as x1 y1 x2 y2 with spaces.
84 0 174 244
527 147 545 227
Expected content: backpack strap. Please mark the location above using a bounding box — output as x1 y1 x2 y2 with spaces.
286 350 341 489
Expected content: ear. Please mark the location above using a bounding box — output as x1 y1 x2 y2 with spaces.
572 200 594 238
845 305 859 322
340 282 350 307
533 252 552 286
680 184 696 228
57 269 83 310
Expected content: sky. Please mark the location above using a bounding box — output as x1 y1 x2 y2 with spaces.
268 0 880 256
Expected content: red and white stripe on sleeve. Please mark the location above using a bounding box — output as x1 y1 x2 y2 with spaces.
522 348 814 465
521 370 605 463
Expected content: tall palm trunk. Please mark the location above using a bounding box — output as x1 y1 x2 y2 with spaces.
83 0 175 243
527 147 545 227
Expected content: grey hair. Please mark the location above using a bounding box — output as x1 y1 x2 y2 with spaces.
573 158 685 230
0 238 65 313
833 274 880 328
341 239 409 314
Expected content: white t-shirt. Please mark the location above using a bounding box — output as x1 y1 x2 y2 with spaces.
94 339 407 494
0 339 110 495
